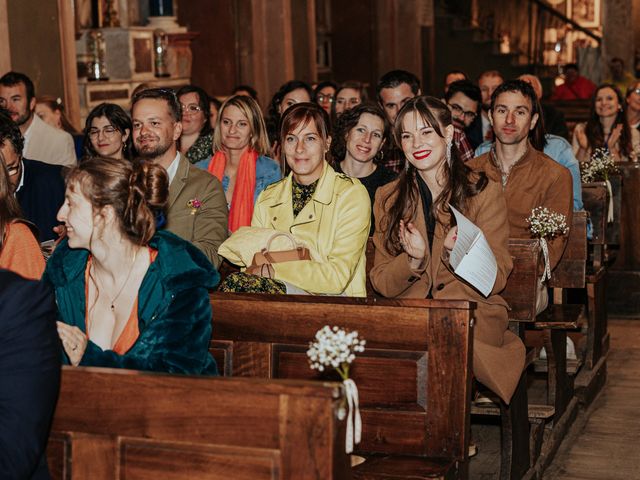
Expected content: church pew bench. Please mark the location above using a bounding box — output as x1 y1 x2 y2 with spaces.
209 293 474 480
47 366 351 480
579 184 610 372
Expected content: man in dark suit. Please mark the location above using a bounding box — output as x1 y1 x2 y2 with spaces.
0 109 66 241
0 269 61 479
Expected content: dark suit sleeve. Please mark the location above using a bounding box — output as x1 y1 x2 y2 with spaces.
0 272 61 479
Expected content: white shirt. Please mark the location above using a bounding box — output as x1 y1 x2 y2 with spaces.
166 152 181 184
22 115 76 167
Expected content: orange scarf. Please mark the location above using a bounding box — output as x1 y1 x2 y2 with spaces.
208 148 258 232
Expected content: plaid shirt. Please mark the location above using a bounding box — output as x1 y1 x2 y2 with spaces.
454 126 474 162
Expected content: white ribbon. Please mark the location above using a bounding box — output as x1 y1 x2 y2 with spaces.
605 179 614 223
343 379 362 454
540 238 551 283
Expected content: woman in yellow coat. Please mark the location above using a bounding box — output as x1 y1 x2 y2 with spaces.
370 96 524 403
221 102 370 296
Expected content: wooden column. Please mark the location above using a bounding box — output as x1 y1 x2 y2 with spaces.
236 0 296 110
57 0 80 130
0 0 11 74
375 0 423 89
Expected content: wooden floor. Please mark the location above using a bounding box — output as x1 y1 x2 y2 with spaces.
544 319 640 480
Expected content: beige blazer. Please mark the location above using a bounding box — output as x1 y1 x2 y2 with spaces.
166 154 228 268
370 177 525 404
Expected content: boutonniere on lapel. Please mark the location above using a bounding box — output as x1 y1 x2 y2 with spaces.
187 198 202 215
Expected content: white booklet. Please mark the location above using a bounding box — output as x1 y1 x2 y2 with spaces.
448 205 497 297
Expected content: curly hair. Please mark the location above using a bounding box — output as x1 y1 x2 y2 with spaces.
330 102 388 165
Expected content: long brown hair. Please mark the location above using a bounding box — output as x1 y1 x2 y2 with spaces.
65 156 169 245
381 96 487 255
586 84 633 158
0 152 22 252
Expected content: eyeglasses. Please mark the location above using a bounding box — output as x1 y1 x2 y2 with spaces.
89 126 119 139
181 104 202 114
448 103 477 121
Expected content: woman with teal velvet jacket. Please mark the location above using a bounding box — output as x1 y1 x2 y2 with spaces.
44 156 218 375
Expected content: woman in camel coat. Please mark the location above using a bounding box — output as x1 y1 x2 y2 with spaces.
370 96 524 404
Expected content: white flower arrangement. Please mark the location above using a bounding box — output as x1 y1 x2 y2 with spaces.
527 206 568 283
307 326 366 454
527 206 568 240
581 148 618 183
307 326 366 381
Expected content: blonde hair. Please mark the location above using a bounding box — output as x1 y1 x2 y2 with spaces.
213 95 270 156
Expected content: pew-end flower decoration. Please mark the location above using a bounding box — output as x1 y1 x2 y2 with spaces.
187 198 202 215
308 326 365 454
581 148 618 183
527 206 568 281
581 148 618 222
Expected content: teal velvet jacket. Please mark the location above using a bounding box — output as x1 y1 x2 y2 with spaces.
43 230 219 375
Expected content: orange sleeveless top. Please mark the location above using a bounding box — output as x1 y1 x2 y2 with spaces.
84 248 158 355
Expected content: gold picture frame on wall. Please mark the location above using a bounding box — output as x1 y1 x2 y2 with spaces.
568 0 601 29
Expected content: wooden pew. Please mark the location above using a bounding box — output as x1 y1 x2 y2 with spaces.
608 163 640 317
209 293 474 480
548 99 591 136
47 366 351 480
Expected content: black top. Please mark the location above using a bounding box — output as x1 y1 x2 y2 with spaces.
335 163 397 235
15 159 66 242
416 174 436 249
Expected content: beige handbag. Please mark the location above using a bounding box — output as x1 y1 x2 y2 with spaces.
250 232 311 267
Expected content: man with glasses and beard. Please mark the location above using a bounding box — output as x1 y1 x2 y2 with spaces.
0 109 66 241
0 71 76 167
131 88 228 268
445 79 483 151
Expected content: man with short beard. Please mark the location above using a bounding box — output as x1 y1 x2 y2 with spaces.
131 88 228 268
0 71 76 167
445 79 483 150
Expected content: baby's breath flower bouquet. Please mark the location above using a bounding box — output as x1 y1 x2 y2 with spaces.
527 206 568 282
307 326 365 453
581 148 618 183
581 148 618 222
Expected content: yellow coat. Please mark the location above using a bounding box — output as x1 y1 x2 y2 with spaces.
251 163 371 296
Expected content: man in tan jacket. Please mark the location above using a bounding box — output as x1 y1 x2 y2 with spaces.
468 79 573 271
131 88 228 268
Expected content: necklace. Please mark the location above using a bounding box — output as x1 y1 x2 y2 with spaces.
94 248 139 311
491 145 529 188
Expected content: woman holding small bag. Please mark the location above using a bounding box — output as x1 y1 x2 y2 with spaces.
220 102 370 296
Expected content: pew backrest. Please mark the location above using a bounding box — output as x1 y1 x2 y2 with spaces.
581 181 609 246
47 367 350 480
209 293 474 466
548 210 588 289
504 239 541 322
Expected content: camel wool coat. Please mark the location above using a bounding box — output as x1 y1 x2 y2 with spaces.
370 177 525 404
468 146 573 271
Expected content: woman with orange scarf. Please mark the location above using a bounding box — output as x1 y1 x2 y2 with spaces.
196 95 281 232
